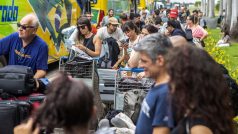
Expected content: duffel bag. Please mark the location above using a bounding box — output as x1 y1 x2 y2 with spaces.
0 65 35 96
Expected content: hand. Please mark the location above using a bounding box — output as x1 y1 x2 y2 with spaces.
137 72 145 79
121 43 128 49
14 118 39 134
75 43 86 51
112 64 119 70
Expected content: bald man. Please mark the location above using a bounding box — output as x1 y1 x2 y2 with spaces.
0 14 48 79
169 35 188 47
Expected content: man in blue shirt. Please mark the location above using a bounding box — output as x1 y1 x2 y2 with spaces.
0 14 48 79
133 33 172 134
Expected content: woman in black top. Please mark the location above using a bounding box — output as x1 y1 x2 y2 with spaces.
166 20 186 39
165 45 235 134
76 17 102 57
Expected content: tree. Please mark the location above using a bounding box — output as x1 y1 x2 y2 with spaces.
219 0 223 16
206 0 209 16
231 0 238 29
208 0 215 17
201 0 206 15
225 0 232 25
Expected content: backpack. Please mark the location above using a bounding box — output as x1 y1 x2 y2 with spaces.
185 26 193 41
185 29 193 41
98 37 120 68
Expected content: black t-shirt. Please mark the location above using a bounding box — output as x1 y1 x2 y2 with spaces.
83 34 95 52
171 117 210 134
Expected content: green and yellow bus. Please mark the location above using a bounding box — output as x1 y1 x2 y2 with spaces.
0 0 82 64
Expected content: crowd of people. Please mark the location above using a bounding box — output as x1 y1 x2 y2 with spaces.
0 4 237 134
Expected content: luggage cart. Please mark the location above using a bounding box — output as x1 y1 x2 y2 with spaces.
58 49 104 121
114 68 154 110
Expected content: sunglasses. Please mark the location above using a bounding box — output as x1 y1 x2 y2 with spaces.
77 25 86 29
111 24 118 27
17 23 35 30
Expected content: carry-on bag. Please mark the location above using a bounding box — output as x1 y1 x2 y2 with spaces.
0 65 35 95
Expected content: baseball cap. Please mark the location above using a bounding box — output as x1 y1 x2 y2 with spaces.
169 9 178 18
108 17 119 25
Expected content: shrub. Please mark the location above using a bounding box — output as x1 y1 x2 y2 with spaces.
205 36 238 83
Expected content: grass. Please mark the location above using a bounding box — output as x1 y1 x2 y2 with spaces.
207 28 238 71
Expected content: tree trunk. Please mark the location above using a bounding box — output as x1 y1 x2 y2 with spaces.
206 0 209 17
208 0 215 17
201 0 206 15
225 0 232 25
219 0 223 16
231 0 238 29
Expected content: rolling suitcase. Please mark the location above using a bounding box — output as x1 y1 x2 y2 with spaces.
0 100 31 134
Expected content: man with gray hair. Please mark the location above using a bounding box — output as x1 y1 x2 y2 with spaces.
134 33 172 134
0 13 48 79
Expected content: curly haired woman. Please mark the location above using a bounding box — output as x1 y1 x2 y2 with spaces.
165 45 235 134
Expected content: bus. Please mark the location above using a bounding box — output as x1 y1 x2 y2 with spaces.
90 0 131 26
0 0 83 64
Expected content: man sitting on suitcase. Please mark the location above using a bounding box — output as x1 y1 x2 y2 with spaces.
134 33 173 134
0 13 48 79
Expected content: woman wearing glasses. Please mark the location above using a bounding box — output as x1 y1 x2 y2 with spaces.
73 17 102 57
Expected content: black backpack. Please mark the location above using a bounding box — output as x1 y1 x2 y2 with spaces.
185 26 193 41
97 37 120 68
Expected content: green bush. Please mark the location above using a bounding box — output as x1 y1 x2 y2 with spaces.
205 36 238 83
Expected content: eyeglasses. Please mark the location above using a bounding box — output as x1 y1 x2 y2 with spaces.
77 25 86 29
17 23 35 30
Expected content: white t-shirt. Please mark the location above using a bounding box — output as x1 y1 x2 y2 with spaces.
96 26 126 42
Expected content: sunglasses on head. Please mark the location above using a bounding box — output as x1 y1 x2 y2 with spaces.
17 23 35 30
77 25 86 29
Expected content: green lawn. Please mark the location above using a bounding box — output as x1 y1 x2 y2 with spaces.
207 29 238 71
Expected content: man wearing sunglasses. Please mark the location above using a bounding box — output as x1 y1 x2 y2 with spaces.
0 13 48 79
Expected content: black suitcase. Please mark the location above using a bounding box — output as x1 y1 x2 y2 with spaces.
0 65 35 95
0 100 31 134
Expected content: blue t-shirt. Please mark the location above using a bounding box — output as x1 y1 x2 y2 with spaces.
0 32 48 73
136 83 170 134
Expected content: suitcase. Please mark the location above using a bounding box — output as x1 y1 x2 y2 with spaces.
0 100 31 134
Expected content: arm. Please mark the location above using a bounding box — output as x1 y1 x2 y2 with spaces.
76 35 102 57
34 70 46 79
36 43 48 78
128 50 140 68
153 127 170 134
89 35 102 57
191 125 213 134
199 25 208 41
112 47 127 69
